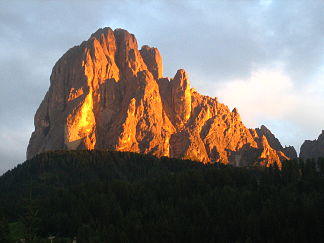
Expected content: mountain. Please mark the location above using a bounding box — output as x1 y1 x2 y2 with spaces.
27 27 294 167
1 150 324 242
256 125 297 158
300 130 324 159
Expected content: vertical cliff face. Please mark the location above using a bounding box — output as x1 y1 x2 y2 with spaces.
300 131 324 159
27 27 295 167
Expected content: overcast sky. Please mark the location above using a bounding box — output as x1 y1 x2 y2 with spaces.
0 0 323 173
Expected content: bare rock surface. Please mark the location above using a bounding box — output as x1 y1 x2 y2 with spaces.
256 125 297 159
300 131 324 159
27 27 295 167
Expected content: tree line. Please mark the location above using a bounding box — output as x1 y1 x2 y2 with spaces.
0 150 323 242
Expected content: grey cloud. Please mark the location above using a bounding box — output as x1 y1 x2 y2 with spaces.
258 0 324 83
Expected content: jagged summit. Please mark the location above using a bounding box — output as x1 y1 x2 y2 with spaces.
27 27 295 167
256 125 297 158
300 130 324 159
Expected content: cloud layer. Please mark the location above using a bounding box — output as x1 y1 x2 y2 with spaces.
0 0 323 171
213 68 324 150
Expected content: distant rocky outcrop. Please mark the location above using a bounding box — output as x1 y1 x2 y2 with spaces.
256 125 297 159
27 27 295 167
300 131 324 160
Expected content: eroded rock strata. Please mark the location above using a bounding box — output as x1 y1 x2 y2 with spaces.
27 27 295 167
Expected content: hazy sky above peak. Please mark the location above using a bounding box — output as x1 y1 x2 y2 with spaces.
0 0 323 172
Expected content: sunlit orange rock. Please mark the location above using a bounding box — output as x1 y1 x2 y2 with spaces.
256 125 297 159
27 27 295 167
65 86 96 150
140 45 163 79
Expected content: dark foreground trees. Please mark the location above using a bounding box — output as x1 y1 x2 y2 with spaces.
0 151 323 242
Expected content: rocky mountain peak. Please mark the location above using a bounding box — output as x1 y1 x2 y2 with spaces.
27 27 296 167
140 45 163 79
300 130 324 159
256 125 297 158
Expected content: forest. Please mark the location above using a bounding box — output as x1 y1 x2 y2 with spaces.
0 150 323 242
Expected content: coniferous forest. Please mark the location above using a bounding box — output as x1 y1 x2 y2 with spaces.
0 150 323 242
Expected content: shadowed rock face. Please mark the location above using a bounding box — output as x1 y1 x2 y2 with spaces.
300 131 324 159
27 27 295 167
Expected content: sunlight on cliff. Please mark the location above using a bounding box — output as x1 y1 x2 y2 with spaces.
65 48 98 150
68 87 84 101
79 89 95 134
66 88 96 150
